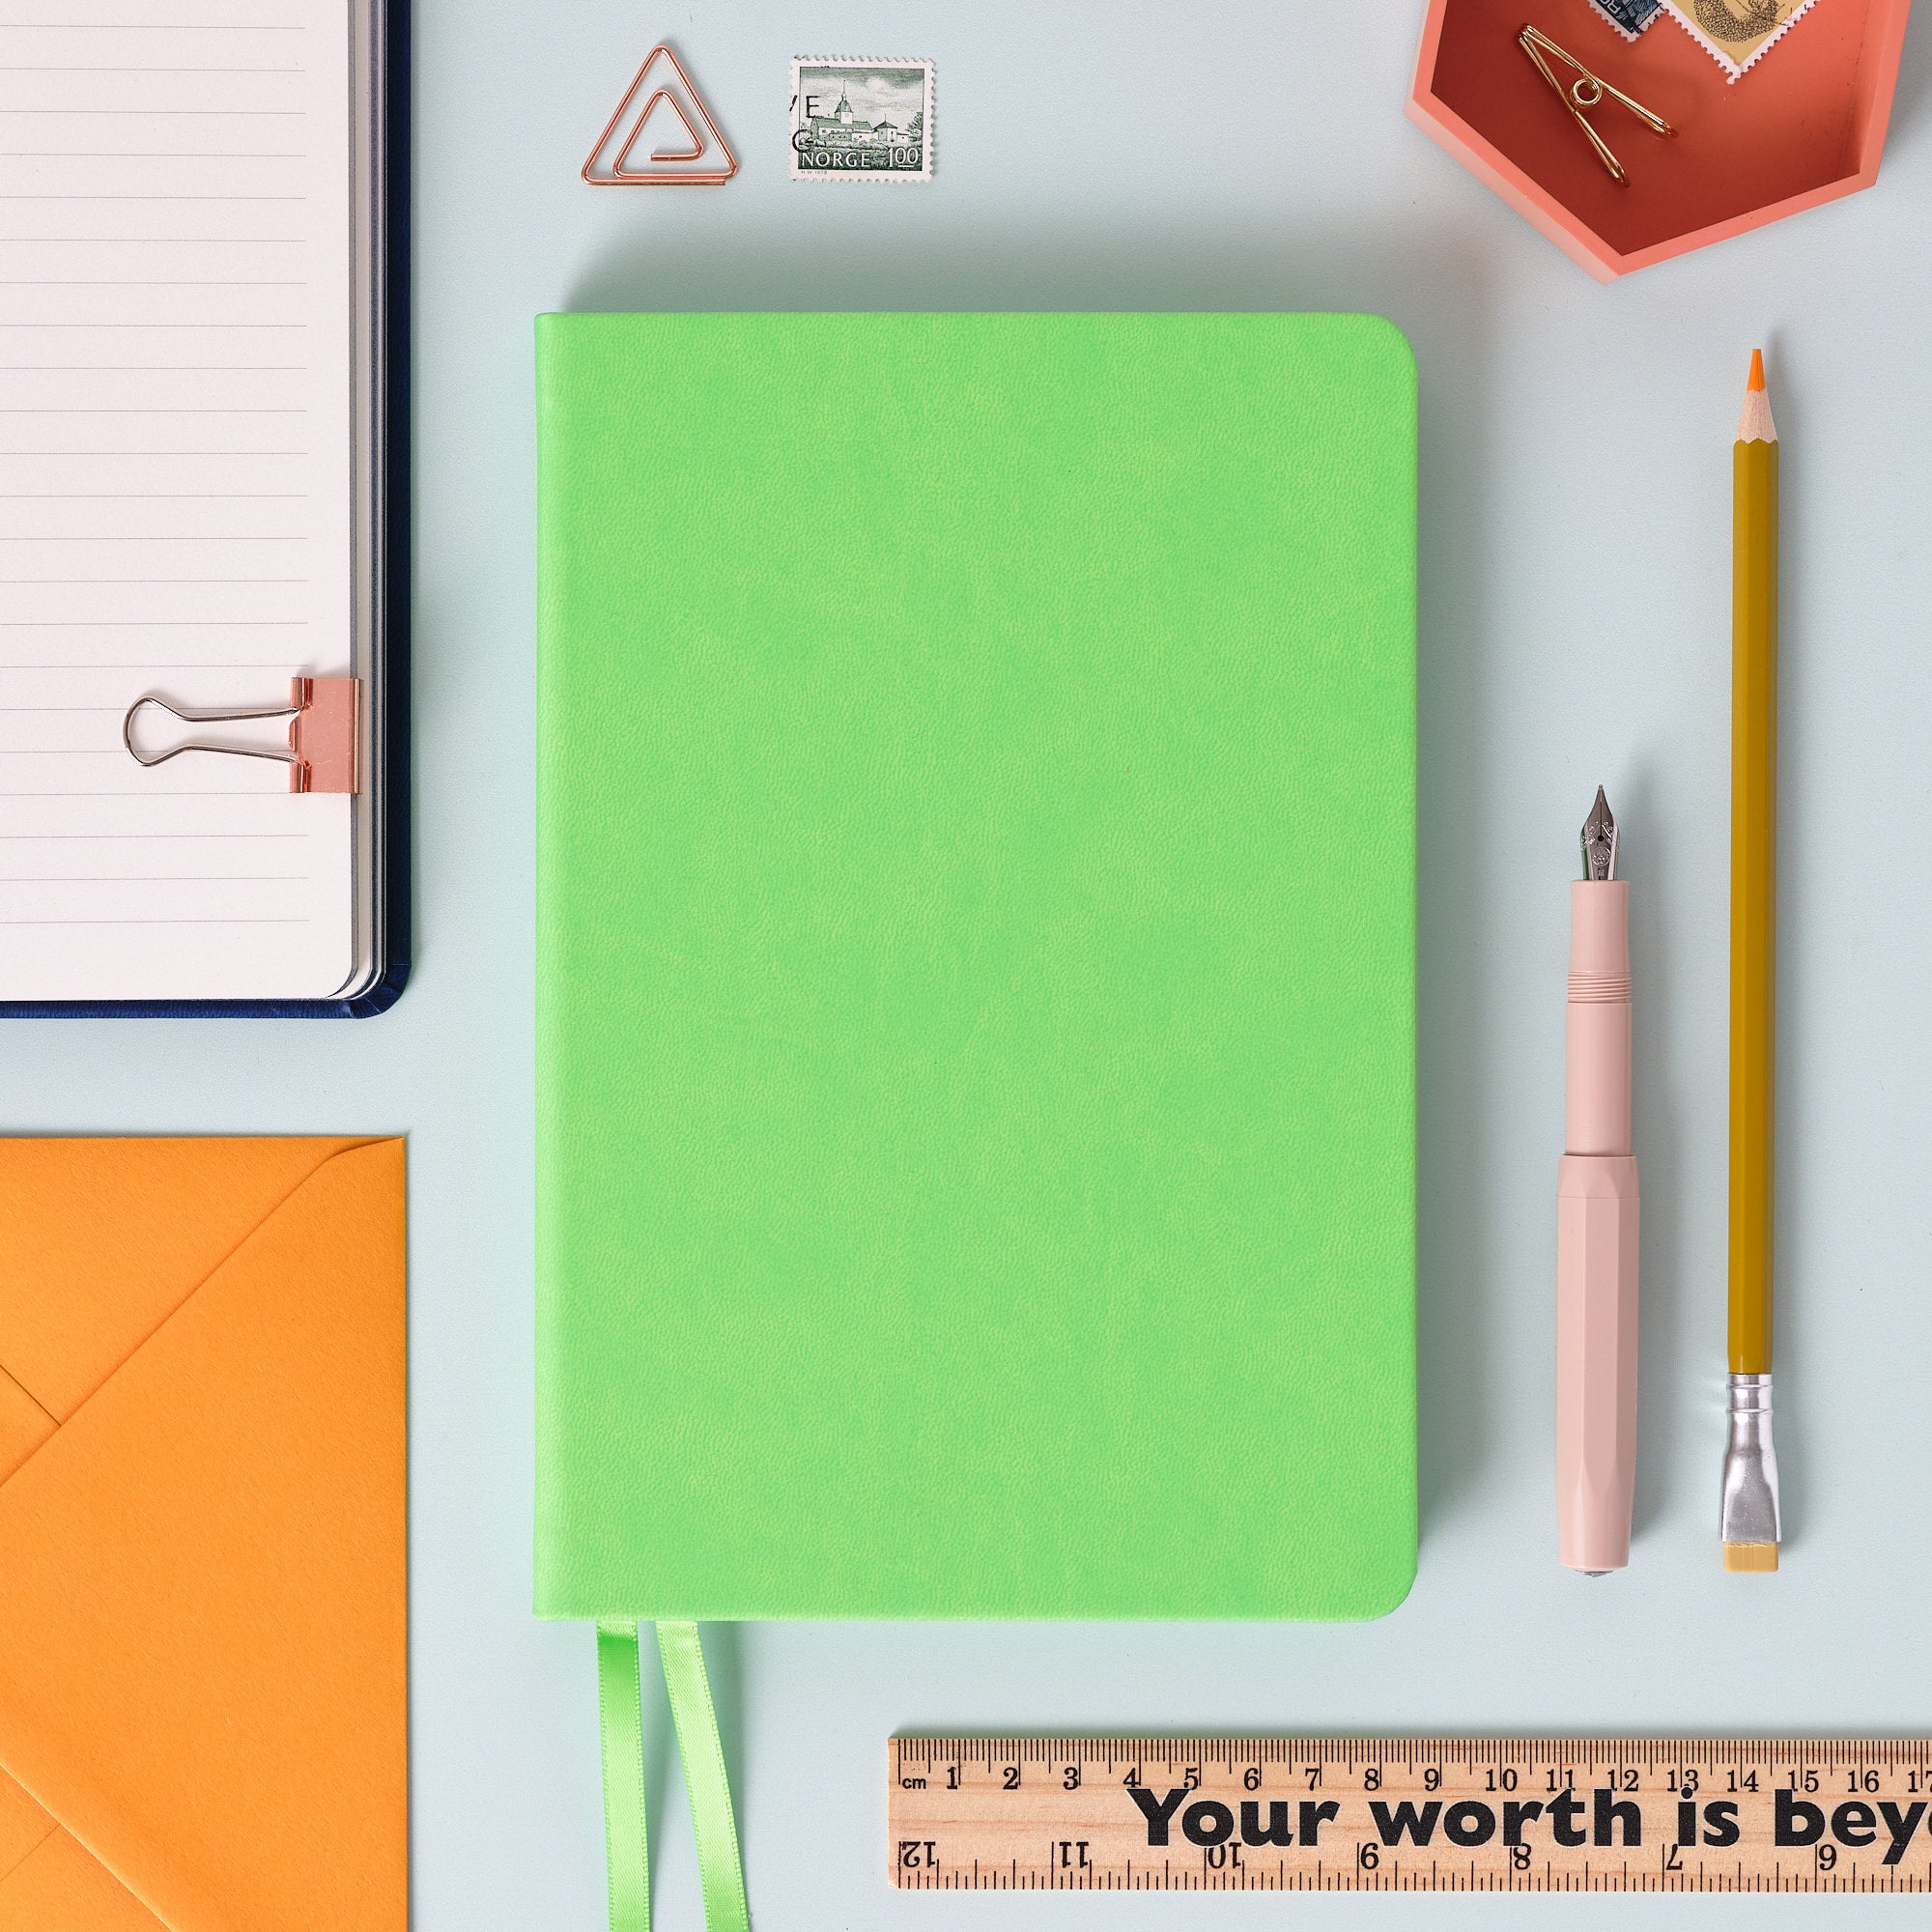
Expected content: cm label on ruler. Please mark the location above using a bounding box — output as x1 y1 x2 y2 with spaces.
890 1740 1932 1892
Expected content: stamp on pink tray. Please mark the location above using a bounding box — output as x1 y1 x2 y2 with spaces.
1587 0 1664 37
1661 0 1825 77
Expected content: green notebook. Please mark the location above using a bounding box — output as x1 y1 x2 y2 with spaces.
536 313 1417 1628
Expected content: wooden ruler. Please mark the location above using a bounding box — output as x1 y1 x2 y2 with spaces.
890 1737 1932 1893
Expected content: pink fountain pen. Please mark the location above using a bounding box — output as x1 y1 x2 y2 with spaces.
1557 787 1639 1573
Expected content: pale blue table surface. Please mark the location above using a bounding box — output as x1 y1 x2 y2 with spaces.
14 0 1932 1923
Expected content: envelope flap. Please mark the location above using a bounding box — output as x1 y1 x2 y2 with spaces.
0 1139 406 1932
0 1368 53 1490
0 1138 370 1423
0 1825 166 1931
0 1765 54 1889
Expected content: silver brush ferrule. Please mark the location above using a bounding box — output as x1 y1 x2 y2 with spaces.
1720 1373 1780 1562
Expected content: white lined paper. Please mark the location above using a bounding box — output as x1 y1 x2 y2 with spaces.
0 1 354 999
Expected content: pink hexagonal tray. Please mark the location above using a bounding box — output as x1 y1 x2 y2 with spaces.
1408 0 1913 280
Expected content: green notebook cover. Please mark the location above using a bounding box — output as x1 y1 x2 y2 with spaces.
536 313 1416 1623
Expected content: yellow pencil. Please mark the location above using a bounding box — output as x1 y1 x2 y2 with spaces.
1721 348 1779 1574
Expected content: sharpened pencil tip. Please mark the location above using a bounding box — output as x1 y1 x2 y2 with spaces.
1736 354 1777 441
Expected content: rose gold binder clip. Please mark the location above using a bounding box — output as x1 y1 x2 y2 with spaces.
123 677 360 794
1519 24 1674 185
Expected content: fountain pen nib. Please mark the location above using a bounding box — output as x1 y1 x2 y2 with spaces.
1582 786 1617 882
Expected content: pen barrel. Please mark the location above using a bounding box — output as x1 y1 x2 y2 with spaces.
1730 436 1777 1375
1566 881 1632 1155
1557 1154 1639 1572
1559 879 1636 1571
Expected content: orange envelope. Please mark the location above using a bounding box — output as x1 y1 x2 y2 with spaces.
0 1138 406 1932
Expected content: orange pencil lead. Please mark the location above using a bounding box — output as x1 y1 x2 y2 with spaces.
1737 350 1776 442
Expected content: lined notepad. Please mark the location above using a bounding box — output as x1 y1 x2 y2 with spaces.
0 2 375 1002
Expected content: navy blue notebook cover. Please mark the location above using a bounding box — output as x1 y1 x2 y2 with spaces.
0 0 410 1018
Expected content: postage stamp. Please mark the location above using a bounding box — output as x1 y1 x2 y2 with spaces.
1586 0 1663 36
790 59 932 181
1660 0 1821 77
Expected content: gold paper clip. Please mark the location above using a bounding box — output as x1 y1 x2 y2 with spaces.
123 676 360 794
1519 24 1674 185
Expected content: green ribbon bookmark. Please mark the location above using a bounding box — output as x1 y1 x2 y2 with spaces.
596 1619 750 1932
657 1623 751 1932
596 1620 650 1932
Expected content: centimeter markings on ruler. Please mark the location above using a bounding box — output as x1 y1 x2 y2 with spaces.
890 1737 1932 1893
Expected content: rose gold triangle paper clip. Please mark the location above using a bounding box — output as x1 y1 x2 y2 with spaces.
582 44 737 185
